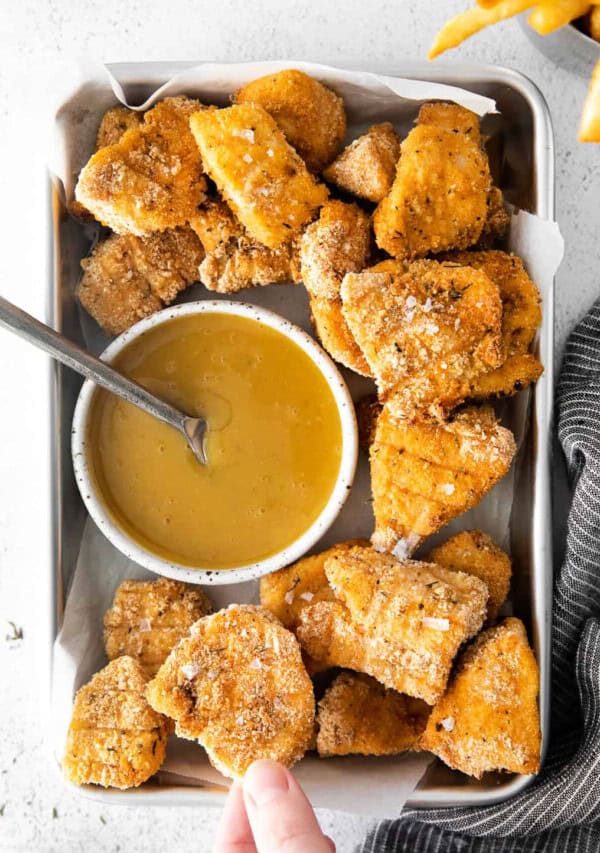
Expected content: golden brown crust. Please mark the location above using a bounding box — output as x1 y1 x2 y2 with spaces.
63 657 169 789
77 226 203 335
370 402 517 554
309 297 372 376
341 259 503 417
477 187 510 248
323 122 401 203
146 605 314 780
428 529 511 623
316 672 430 757
373 104 491 260
259 540 369 631
78 234 163 335
103 578 213 678
235 69 347 173
75 96 208 235
95 106 143 150
190 104 328 248
420 617 541 778
297 546 488 704
445 250 543 398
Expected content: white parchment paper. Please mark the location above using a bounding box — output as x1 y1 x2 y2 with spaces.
50 61 563 817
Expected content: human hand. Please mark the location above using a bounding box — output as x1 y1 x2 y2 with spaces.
213 759 335 853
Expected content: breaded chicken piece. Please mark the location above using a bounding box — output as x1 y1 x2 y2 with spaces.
309 297 372 376
77 226 203 335
316 672 430 757
370 401 517 555
78 234 163 335
125 226 204 303
300 201 372 301
103 578 213 678
235 69 347 173
191 197 300 292
260 540 369 631
428 530 511 623
446 250 543 398
477 186 510 248
297 547 488 704
63 657 169 789
323 123 401 203
420 618 541 778
75 96 208 235
95 106 143 150
190 104 328 248
355 394 382 452
341 259 503 416
374 103 491 260
146 605 314 779
300 200 372 375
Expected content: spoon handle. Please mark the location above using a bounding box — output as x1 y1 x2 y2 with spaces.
0 295 187 434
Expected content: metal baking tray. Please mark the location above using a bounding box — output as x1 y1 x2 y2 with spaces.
48 61 554 809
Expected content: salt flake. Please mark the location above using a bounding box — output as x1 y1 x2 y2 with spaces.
422 617 450 631
299 591 314 602
284 590 295 605
139 618 152 632
441 716 455 732
181 663 200 679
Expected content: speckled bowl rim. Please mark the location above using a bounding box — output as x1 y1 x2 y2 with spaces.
71 300 358 585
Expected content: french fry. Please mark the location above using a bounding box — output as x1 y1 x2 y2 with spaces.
528 0 592 35
580 56 600 142
429 1 537 59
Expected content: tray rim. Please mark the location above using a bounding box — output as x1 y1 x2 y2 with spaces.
47 58 555 811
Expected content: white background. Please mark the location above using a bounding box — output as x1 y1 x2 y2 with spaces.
1 1 598 851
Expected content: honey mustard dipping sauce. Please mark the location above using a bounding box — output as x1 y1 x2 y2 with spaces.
87 312 344 570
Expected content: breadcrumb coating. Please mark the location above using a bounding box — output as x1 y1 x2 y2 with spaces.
341 259 503 417
374 103 491 260
146 605 314 780
477 186 510 248
95 106 143 150
420 617 541 778
370 402 516 555
297 546 488 704
355 394 382 452
63 657 169 789
77 226 203 335
75 96 208 235
104 578 213 678
190 104 328 248
309 297 372 376
316 672 430 757
323 122 401 202
235 69 347 173
428 529 511 623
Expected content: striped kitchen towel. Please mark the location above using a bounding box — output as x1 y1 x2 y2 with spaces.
359 301 600 852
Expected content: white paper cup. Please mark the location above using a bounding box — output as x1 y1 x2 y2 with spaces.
72 300 358 585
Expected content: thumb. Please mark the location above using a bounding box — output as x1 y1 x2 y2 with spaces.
243 760 335 853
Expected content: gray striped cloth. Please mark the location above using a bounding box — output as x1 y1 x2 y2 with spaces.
359 301 600 852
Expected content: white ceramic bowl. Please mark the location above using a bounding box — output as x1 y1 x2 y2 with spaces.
72 300 358 585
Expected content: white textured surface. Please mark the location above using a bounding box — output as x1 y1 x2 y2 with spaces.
0 1 598 851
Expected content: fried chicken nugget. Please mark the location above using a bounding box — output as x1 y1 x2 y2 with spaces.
341 259 503 416
78 234 163 335
95 106 143 150
235 69 347 173
63 657 170 789
477 186 510 248
190 104 328 249
103 578 213 678
428 530 511 623
125 226 204 303
373 103 491 260
420 617 541 778
370 401 517 555
146 605 314 779
75 96 208 236
323 123 401 203
355 394 382 452
316 672 430 757
77 226 204 335
297 547 488 704
300 200 372 374
446 250 543 398
260 540 369 631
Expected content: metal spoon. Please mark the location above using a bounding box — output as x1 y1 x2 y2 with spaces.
0 295 208 465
